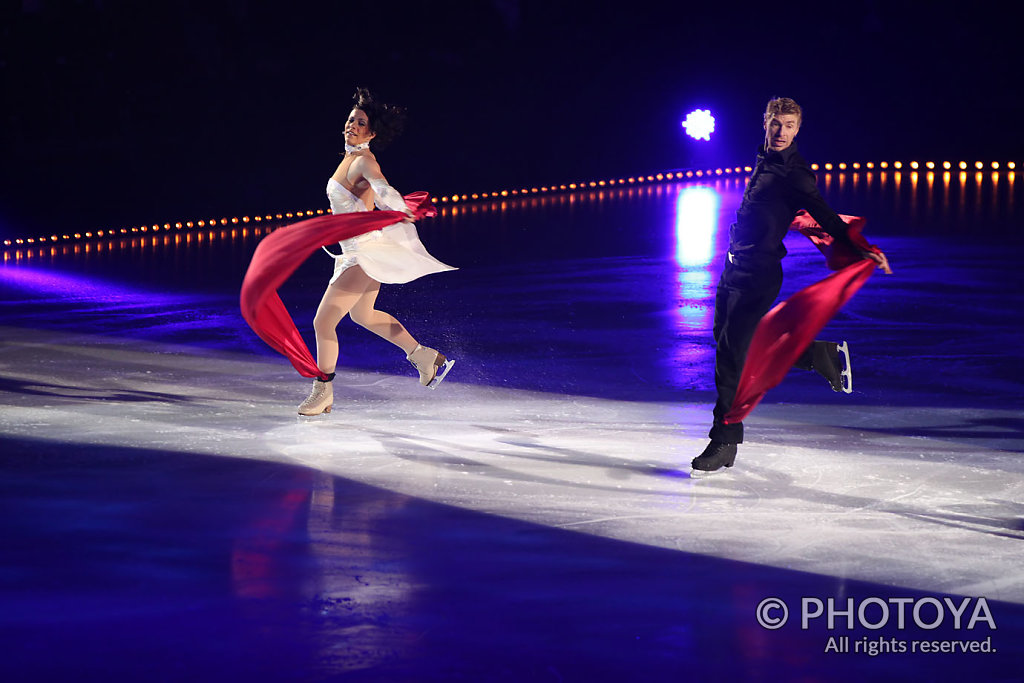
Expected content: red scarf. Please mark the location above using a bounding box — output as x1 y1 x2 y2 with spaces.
723 212 881 424
240 192 436 380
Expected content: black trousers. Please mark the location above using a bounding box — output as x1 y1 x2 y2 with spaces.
709 258 784 443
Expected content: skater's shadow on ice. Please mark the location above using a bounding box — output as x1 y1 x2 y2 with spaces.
899 499 1024 537
359 428 691 494
471 424 690 478
494 438 689 480
0 376 195 404
854 415 1024 453
720 467 1024 541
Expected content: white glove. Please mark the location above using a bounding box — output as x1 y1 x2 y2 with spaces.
367 177 409 212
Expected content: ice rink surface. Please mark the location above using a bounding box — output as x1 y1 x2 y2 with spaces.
2 172 1022 680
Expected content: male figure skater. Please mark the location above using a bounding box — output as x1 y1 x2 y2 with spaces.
692 97 891 472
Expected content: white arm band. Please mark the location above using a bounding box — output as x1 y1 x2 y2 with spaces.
368 177 409 212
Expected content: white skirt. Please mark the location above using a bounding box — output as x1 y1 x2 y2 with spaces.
328 221 457 285
325 179 456 285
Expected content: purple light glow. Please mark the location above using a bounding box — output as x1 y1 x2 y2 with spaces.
0 264 165 303
682 109 715 142
0 263 241 349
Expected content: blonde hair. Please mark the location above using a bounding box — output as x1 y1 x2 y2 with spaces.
764 97 802 125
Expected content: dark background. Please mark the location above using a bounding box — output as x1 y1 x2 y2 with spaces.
2 0 1021 241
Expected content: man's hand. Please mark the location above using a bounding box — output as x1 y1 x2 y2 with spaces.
863 249 892 274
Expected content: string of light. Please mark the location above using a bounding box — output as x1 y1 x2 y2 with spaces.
2 160 1017 257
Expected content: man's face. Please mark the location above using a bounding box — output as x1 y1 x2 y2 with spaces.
764 113 800 152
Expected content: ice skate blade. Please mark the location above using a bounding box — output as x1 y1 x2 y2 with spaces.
426 359 455 390
837 340 853 393
297 405 332 417
690 460 735 473
689 467 732 478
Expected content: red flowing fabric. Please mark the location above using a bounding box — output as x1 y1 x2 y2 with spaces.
723 211 881 424
240 192 437 380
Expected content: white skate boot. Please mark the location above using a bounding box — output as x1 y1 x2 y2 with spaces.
298 377 334 415
406 344 454 389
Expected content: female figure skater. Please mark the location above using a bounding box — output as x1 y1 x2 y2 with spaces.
298 88 456 416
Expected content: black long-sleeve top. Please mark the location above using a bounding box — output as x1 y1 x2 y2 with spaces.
729 141 852 266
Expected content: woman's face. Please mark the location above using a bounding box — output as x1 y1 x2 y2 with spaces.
345 108 375 147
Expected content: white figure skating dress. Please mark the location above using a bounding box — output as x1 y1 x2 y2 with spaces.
325 178 456 285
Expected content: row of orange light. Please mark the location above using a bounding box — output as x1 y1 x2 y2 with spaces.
433 168 752 203
809 160 1014 172
432 161 1015 204
2 227 278 262
2 160 1017 250
2 210 328 248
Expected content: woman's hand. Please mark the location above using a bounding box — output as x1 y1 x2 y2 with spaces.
863 249 892 274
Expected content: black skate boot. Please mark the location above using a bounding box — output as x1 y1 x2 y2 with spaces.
809 340 852 393
691 441 738 472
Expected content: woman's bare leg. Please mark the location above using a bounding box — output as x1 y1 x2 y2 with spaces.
313 266 377 375
348 279 419 354
349 281 453 388
312 265 451 388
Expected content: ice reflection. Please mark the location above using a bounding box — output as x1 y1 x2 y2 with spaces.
672 185 723 334
671 186 720 379
674 186 719 267
675 269 714 331
814 168 1021 236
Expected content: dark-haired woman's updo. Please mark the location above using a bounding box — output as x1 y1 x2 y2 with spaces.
352 87 406 148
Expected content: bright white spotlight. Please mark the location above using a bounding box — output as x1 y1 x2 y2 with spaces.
682 109 715 141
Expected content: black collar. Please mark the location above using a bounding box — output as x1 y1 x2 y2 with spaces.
759 141 800 164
